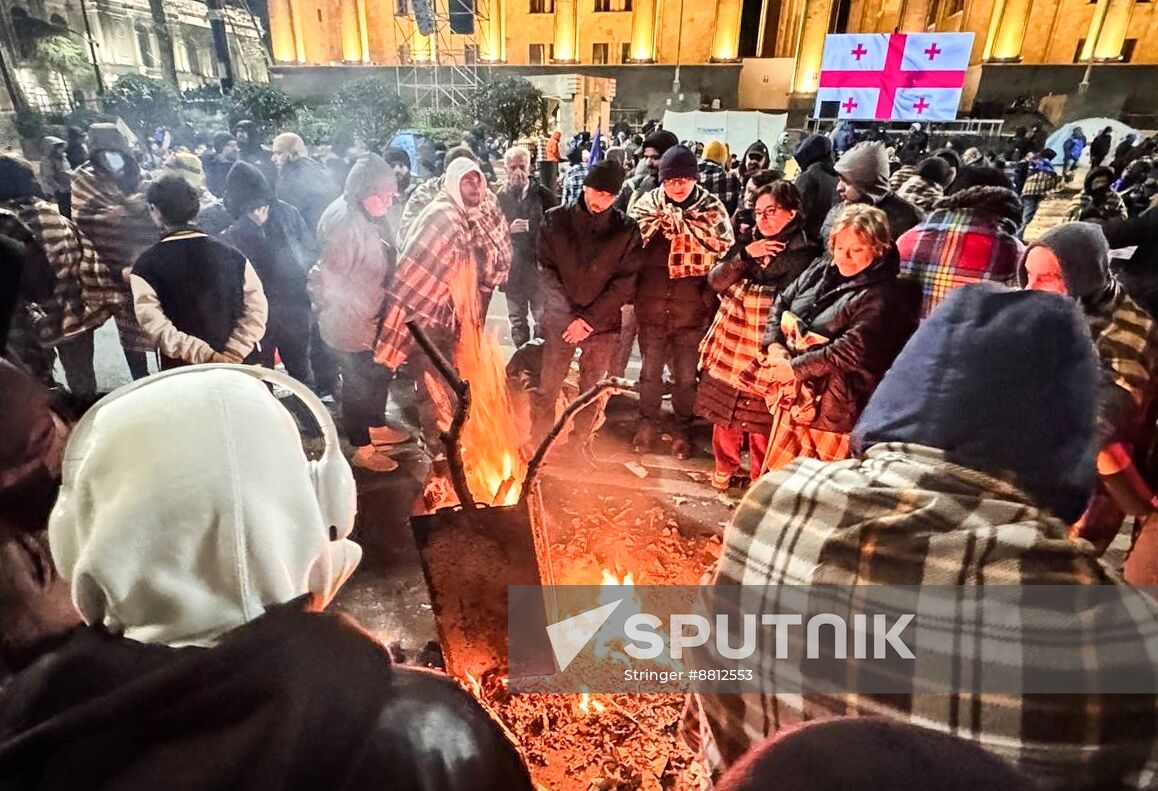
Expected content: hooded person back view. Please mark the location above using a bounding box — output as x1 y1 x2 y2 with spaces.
694 285 1158 789
0 366 533 790
792 134 838 243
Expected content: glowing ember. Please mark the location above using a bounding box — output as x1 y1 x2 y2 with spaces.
430 253 526 506
577 692 605 715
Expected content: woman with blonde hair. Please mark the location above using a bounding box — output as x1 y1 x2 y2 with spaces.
749 203 917 471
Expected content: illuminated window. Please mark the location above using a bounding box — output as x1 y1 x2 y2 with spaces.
529 0 555 12
592 42 609 63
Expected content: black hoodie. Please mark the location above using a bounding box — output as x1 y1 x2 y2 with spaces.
792 134 839 244
0 603 533 791
854 284 1098 522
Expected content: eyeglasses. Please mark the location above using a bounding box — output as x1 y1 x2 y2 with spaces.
665 178 696 187
755 206 788 220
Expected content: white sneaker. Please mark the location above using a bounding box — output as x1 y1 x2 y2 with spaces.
369 424 411 447
352 444 400 472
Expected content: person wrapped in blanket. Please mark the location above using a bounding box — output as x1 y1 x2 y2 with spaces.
744 203 917 471
629 146 735 460
374 158 510 490
695 180 819 490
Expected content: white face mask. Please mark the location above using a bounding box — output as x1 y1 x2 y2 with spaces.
104 152 126 174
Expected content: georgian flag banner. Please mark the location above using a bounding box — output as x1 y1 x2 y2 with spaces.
814 32 974 121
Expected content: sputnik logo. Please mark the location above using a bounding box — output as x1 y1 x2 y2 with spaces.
545 598 624 672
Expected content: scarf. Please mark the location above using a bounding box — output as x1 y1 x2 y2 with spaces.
631 186 734 279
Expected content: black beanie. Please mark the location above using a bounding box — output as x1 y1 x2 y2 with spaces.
583 159 625 194
658 145 699 183
224 161 273 218
642 130 678 156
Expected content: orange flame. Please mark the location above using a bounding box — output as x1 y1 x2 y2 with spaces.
433 250 526 507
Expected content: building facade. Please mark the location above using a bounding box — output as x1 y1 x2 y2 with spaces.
1 0 268 111
266 0 744 67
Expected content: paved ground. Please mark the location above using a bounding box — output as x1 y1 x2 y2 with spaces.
80 189 1133 652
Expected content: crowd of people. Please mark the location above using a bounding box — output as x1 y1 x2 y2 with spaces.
3 112 1158 788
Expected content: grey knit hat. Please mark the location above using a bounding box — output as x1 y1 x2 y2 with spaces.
834 141 890 201
1019 222 1110 299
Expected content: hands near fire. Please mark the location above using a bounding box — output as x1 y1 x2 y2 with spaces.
563 317 594 344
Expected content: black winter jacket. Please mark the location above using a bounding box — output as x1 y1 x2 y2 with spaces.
710 215 820 294
497 179 556 271
793 135 839 244
537 197 641 335
820 193 924 246
763 247 917 433
1099 206 1158 317
221 200 316 314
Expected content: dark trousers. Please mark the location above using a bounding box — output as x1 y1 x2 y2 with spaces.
1020 196 1042 235
249 308 315 388
712 425 770 481
310 322 340 395
506 260 542 349
124 348 149 380
609 305 637 378
334 348 392 447
531 330 616 445
55 192 71 220
56 329 97 398
638 324 701 429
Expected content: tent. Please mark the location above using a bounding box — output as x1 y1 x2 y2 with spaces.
660 110 788 158
1044 117 1140 165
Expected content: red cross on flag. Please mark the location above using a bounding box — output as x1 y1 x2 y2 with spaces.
814 32 974 122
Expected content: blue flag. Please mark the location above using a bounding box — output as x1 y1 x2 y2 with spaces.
589 128 604 165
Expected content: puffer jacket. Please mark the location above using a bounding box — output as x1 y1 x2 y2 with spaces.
537 194 640 335
1099 206 1158 317
311 155 395 353
762 247 918 433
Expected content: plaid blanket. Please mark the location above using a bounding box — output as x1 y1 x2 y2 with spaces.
631 186 734 279
691 442 1158 788
1020 168 1062 198
396 176 511 288
698 161 742 216
699 281 776 393
888 164 917 192
374 193 483 370
0 198 117 347
72 165 159 352
896 187 1026 319
561 164 587 206
1066 189 1129 222
1087 281 1156 410
895 175 944 212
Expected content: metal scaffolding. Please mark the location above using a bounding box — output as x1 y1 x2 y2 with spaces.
393 0 496 109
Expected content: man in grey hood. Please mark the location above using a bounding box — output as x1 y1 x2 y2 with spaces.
821 142 924 243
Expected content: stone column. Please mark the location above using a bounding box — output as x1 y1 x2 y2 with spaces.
552 0 578 62
710 0 742 61
412 30 436 61
339 0 363 62
356 0 371 61
628 0 658 61
790 0 835 97
1079 0 1111 61
480 0 505 60
268 0 292 62
1092 0 1134 59
897 0 932 33
985 0 1032 60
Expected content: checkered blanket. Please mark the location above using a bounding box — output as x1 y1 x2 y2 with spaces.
698 161 742 215
631 186 734 279
72 165 159 351
699 280 776 393
690 443 1158 788
896 187 1025 320
0 198 117 347
374 192 499 370
1087 281 1157 411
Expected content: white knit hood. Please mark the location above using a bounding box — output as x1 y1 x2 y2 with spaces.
48 369 362 648
444 158 484 212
